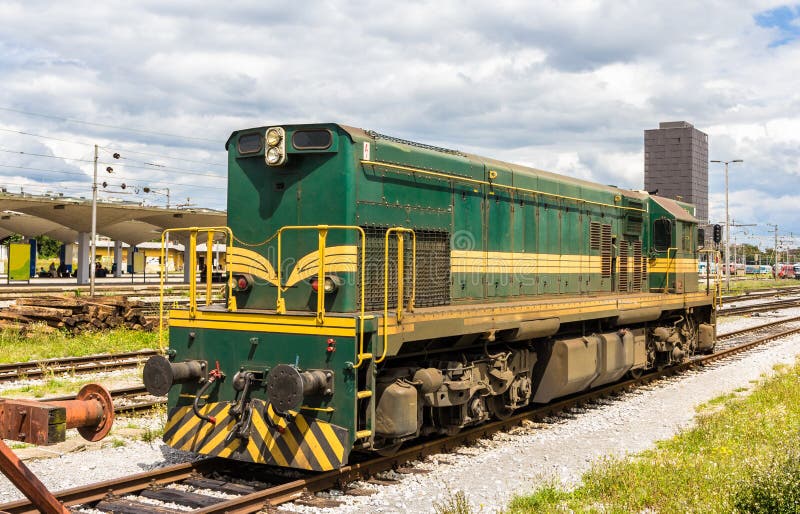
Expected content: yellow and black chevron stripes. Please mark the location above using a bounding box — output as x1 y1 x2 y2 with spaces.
163 399 349 471
227 245 358 287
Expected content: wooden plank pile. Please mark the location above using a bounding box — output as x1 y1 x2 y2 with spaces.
0 295 156 335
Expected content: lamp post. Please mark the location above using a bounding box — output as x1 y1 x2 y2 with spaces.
710 159 743 291
90 148 118 297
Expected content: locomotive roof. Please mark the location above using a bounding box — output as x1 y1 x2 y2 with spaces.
337 124 650 203
228 123 673 207
651 196 698 223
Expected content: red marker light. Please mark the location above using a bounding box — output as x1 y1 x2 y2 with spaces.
237 277 248 289
310 278 319 292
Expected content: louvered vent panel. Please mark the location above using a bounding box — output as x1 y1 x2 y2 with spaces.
601 224 612 278
590 221 601 251
619 241 629 291
625 201 644 234
633 241 643 290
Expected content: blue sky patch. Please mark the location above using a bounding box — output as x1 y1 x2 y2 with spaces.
755 5 800 46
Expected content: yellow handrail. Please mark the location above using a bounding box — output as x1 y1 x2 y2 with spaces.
380 228 416 364
275 226 370 368
663 247 677 293
158 226 234 352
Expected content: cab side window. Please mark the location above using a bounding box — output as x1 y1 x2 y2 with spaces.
653 219 672 252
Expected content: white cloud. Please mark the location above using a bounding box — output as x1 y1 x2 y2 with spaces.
0 0 799 246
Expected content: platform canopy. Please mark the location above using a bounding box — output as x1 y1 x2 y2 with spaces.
0 191 226 246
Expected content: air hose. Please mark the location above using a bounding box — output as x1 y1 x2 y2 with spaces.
192 361 224 424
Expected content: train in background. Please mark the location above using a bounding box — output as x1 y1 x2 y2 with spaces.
145 123 716 471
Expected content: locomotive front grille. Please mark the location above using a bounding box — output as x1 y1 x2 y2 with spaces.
360 226 451 311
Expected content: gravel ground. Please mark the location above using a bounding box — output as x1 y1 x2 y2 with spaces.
1 310 799 512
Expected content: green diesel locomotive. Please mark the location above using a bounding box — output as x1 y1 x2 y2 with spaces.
144 123 716 471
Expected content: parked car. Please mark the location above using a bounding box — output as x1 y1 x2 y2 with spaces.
776 264 796 279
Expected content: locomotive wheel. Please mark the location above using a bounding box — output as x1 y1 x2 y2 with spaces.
629 368 643 379
375 442 402 457
487 395 514 420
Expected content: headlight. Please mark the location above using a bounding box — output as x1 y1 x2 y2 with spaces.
266 147 283 165
264 127 287 166
266 128 282 146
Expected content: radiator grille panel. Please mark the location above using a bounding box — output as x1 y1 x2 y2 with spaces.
360 226 451 311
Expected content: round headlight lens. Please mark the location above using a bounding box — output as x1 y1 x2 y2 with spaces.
266 146 283 164
266 129 282 146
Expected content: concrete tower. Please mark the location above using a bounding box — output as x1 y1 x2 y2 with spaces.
644 121 709 224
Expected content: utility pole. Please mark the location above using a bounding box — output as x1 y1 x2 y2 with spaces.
710 159 743 290
90 145 98 297
774 224 779 268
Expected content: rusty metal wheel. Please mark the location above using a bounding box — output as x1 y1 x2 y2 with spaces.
487 395 514 420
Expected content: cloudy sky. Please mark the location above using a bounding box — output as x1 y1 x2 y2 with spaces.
1 1 799 250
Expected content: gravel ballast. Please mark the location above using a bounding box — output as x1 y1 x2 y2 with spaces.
0 311 799 512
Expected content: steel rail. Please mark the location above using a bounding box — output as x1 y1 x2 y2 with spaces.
0 350 158 383
0 459 222 513
3 318 800 513
720 297 800 316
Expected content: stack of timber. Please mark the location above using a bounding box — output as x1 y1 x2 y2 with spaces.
0 295 156 334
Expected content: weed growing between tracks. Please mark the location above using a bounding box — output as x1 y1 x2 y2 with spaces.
0 325 161 362
508 358 800 513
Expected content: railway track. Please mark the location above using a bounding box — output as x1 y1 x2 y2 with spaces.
721 285 800 304
719 296 800 316
2 314 799 513
0 350 159 383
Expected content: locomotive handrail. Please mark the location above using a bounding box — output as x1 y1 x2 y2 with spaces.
380 228 417 364
699 248 722 306
662 246 678 293
158 226 234 352
275 226 370 368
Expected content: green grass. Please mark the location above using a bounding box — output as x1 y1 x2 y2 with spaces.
724 278 800 295
0 326 161 363
434 490 473 514
508 358 800 513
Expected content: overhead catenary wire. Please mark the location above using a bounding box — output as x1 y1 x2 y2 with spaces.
0 106 219 143
0 163 226 190
0 147 226 180
0 126 226 167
